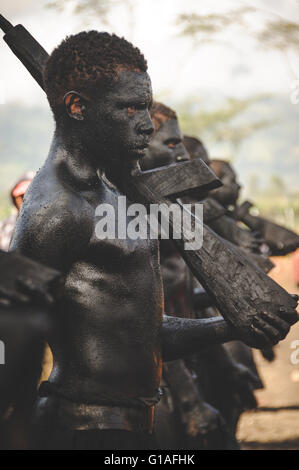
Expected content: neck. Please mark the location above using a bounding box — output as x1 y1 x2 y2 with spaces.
50 124 140 194
51 126 100 191
104 156 141 194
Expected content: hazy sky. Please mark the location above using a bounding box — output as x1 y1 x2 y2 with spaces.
1 0 299 107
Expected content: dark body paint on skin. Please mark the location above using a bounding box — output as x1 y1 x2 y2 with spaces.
209 160 241 208
141 119 190 171
11 68 234 443
11 71 163 405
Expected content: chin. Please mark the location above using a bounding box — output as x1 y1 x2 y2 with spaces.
128 148 147 160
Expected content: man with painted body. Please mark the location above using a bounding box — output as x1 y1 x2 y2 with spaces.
10 33 297 450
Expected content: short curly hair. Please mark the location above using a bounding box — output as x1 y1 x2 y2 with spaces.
183 135 210 164
44 31 148 119
150 101 177 133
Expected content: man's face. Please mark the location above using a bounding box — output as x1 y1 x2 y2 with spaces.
141 119 190 171
90 70 154 167
191 143 210 165
211 162 241 206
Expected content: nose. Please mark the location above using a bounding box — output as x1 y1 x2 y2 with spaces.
176 143 190 162
138 112 154 136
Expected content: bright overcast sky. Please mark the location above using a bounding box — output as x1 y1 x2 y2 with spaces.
1 0 299 106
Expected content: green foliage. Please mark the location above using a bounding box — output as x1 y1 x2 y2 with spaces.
175 95 272 152
0 104 53 222
0 192 11 220
47 0 135 26
258 20 299 51
253 194 299 230
48 0 114 14
177 7 254 42
241 177 298 230
176 7 299 55
0 104 53 193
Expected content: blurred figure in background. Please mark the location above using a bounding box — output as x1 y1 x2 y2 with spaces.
209 159 299 257
0 172 34 251
292 249 299 288
145 104 261 450
0 171 37 448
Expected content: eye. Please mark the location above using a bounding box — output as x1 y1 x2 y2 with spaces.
167 141 178 150
127 102 148 117
128 106 137 117
166 138 181 149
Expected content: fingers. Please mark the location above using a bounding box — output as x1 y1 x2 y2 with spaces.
253 317 286 344
0 285 30 304
247 305 298 349
16 278 54 306
260 311 291 335
234 363 263 389
236 382 258 410
277 306 299 326
243 368 262 388
260 347 275 362
249 323 274 348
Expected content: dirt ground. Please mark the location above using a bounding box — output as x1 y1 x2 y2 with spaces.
237 254 299 450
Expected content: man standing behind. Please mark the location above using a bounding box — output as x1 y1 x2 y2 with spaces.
0 173 34 251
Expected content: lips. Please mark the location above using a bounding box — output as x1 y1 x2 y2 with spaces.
132 141 150 157
135 141 150 150
133 147 147 157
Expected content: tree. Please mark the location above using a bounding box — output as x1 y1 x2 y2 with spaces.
174 6 297 155
176 7 254 44
47 0 137 35
48 0 117 25
176 95 272 156
257 19 299 51
176 6 299 78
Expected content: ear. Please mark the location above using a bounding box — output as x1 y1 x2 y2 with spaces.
64 91 86 121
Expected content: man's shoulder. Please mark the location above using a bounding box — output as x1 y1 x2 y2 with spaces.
26 170 93 230
13 175 94 253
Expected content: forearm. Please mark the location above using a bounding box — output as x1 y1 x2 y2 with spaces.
162 314 235 361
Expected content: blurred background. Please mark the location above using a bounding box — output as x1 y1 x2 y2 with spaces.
1 0 299 449
0 0 299 225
